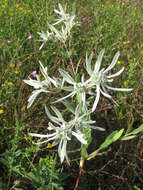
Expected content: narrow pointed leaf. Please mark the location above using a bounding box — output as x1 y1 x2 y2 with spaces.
132 124 143 135
62 100 75 114
99 129 124 150
59 69 75 84
106 85 133 92
94 49 105 73
104 51 120 73
107 67 125 78
126 120 134 134
121 135 136 141
86 52 94 75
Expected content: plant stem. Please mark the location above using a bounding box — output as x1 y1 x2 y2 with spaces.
74 166 83 190
69 57 76 77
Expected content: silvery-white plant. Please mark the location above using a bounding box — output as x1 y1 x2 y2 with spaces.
29 105 104 164
24 3 133 164
37 3 78 49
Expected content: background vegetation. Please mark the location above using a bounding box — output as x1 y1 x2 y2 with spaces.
0 0 143 189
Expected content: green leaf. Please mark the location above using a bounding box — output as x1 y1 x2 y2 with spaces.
28 172 40 183
99 129 124 150
59 69 75 84
75 73 81 83
75 59 81 75
61 86 74 92
132 124 143 135
62 100 75 114
126 120 134 134
81 127 92 158
121 135 136 141
51 106 64 122
112 128 124 142
12 166 21 173
87 149 99 160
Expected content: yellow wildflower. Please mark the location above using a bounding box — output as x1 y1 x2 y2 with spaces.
0 41 3 47
122 2 125 6
123 41 127 45
1 4 6 8
16 4 20 8
23 10 27 14
123 81 127 86
90 37 93 40
19 7 23 11
117 61 121 64
123 40 130 45
15 70 19 74
47 143 52 148
10 63 15 68
8 82 14 86
0 109 4 114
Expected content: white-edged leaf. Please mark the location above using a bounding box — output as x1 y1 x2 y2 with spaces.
27 89 47 108
53 91 76 103
29 132 56 138
59 69 75 84
86 52 94 75
72 131 87 144
107 67 124 78
106 85 133 92
94 49 105 73
45 106 62 125
51 106 65 122
23 79 43 89
104 51 120 73
90 126 105 131
92 85 100 112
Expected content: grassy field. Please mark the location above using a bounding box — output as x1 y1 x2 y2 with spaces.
0 0 143 189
